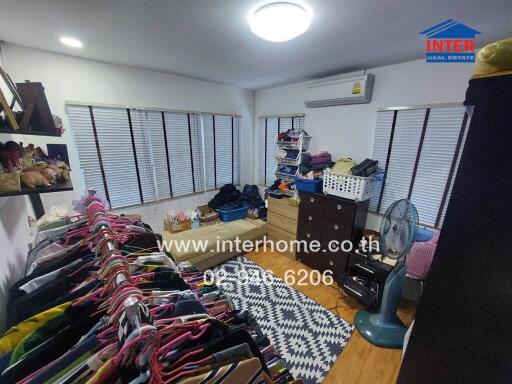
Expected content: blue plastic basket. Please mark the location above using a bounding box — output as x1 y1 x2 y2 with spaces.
219 205 249 222
295 177 323 193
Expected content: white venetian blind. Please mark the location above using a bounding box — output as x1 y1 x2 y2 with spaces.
146 110 172 200
411 107 468 226
69 103 241 207
203 114 217 190
214 115 234 187
68 104 107 200
371 105 469 227
129 109 157 203
164 112 196 196
92 107 141 208
379 109 426 213
369 110 395 211
233 116 241 186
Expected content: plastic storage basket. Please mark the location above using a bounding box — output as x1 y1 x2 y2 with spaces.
323 173 375 201
219 205 249 222
294 177 323 193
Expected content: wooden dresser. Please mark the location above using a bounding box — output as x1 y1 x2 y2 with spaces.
267 196 298 259
296 192 369 284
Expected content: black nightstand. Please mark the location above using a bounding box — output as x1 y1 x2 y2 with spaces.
341 251 394 307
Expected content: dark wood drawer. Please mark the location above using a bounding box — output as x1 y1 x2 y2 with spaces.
323 197 356 224
322 218 353 242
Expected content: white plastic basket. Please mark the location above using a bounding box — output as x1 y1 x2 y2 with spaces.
323 173 376 201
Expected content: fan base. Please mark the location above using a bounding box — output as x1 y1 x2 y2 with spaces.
355 310 407 349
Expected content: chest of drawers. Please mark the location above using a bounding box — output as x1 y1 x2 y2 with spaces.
296 192 369 284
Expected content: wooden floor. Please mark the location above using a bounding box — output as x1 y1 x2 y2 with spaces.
246 250 416 384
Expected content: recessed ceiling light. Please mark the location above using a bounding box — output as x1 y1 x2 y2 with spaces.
248 1 312 42
59 37 83 48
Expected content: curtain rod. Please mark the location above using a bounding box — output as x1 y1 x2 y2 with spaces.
65 100 242 117
257 113 305 119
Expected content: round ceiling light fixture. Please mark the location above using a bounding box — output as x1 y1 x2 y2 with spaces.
248 1 312 42
59 37 83 48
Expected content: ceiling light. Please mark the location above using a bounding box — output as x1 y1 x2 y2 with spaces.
249 1 312 42
59 37 83 48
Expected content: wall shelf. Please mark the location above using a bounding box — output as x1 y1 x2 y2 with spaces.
0 127 62 137
0 180 73 197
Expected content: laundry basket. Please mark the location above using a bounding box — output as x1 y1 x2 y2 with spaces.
323 173 375 201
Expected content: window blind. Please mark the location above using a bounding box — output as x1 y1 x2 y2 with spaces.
164 112 196 196
68 104 241 209
129 109 157 203
257 115 305 186
371 105 469 228
91 107 142 208
68 105 107 200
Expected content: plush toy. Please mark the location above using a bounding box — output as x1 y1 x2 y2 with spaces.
21 171 51 189
0 141 22 171
41 167 57 184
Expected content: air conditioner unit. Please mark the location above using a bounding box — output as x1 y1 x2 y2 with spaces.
304 73 374 108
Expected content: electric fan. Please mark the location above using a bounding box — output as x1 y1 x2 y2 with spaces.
355 199 418 349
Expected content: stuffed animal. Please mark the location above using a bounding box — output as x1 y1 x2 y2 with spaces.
41 167 57 184
21 171 51 189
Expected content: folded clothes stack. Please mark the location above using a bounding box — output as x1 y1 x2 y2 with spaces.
298 151 334 179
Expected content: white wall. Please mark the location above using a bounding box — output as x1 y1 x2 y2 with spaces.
0 43 255 330
254 58 474 229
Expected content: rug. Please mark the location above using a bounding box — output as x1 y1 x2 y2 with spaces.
213 256 354 384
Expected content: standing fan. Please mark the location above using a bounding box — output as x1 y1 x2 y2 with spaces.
355 199 418 348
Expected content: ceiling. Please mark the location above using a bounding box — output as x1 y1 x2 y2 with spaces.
0 0 511 90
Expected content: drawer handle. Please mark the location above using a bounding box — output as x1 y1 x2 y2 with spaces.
337 204 342 210
355 263 374 274
333 224 339 230
306 233 311 238
329 260 334 266
343 285 363 297
308 216 312 221
310 197 315 203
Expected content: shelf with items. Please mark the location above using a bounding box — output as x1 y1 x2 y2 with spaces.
0 127 62 137
0 140 73 199
0 179 73 198
274 134 310 182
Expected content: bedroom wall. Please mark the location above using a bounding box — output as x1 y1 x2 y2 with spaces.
0 43 255 330
254 58 474 229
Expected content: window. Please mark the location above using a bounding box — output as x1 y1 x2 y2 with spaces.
257 114 305 186
370 105 470 228
203 114 241 189
68 104 241 209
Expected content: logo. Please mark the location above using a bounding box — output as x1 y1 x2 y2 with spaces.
352 81 361 94
419 19 481 63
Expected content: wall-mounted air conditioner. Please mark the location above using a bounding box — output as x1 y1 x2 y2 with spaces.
304 73 374 108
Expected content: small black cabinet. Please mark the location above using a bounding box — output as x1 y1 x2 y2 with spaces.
296 192 368 284
341 251 394 307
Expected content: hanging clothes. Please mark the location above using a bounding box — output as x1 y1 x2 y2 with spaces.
0 193 299 384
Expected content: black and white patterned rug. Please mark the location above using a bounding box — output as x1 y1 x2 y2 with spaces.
213 256 354 384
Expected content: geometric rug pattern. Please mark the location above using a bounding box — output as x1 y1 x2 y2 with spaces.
214 256 354 384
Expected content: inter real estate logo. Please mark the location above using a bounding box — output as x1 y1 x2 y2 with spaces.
419 19 481 63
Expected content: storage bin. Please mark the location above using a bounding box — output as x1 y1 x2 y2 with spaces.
323 172 376 201
294 177 323 193
219 205 249 222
